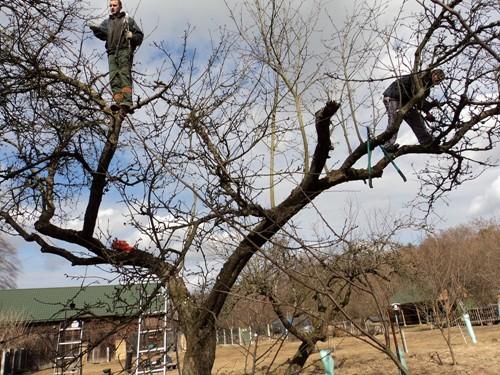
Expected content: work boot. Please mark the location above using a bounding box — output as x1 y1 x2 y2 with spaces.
110 103 120 112
120 104 134 114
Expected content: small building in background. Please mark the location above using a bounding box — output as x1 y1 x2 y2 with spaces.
0 284 165 372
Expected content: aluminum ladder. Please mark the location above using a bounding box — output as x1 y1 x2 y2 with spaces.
135 289 177 374
53 320 83 375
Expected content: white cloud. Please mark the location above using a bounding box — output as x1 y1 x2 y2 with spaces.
8 0 500 289
468 175 500 216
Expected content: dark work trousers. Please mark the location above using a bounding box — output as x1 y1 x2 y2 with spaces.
383 97 433 147
108 48 133 106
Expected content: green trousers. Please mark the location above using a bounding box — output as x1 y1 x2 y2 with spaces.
108 49 133 106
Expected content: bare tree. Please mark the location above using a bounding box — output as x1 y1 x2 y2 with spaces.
234 241 335 374
0 311 29 349
465 221 500 303
229 0 332 176
0 0 499 374
229 213 417 374
405 222 500 365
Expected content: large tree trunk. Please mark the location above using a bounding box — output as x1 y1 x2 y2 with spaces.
165 276 218 375
181 323 217 375
285 341 316 375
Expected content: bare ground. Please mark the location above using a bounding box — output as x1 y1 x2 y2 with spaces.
30 324 500 374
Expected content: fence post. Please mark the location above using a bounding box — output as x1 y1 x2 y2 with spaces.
19 349 27 371
238 328 242 346
400 309 407 326
230 328 234 345
1 350 11 375
415 306 422 325
223 329 226 345
14 349 22 373
477 309 483 326
12 349 20 375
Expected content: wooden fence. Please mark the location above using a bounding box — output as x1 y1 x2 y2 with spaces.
215 304 500 345
0 348 29 375
466 305 499 325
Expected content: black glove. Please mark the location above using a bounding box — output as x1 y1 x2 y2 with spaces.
430 99 441 108
88 21 99 31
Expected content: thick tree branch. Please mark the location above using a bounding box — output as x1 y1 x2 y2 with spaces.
202 100 340 323
82 116 123 237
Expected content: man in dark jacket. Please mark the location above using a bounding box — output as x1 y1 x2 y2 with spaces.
383 69 445 151
89 0 143 113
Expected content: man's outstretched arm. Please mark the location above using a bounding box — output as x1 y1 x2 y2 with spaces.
89 19 108 41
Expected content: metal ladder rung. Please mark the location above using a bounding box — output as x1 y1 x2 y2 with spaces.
136 368 166 374
139 328 164 334
138 347 166 354
136 288 172 375
54 321 83 375
54 370 79 373
58 341 82 345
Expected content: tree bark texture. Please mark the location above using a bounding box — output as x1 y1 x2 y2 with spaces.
181 323 217 375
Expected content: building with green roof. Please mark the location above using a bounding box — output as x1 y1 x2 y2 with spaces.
0 284 169 370
0 284 160 324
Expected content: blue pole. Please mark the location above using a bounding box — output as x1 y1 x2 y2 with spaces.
319 349 334 375
462 313 477 344
397 348 408 375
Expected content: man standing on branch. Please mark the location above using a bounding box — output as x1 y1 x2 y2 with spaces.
89 0 143 114
382 69 445 152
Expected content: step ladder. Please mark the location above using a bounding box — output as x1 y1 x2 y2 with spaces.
135 288 177 374
53 320 83 375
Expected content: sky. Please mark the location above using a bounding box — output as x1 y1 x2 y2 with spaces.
6 0 500 288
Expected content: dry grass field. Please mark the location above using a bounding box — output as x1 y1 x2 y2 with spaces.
30 324 500 374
